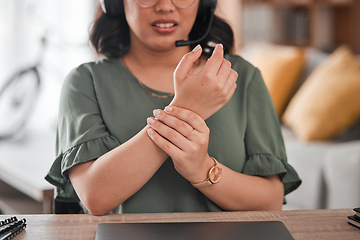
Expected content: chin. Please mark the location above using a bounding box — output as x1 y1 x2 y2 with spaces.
151 41 177 51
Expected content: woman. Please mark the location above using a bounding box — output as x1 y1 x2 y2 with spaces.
46 0 301 215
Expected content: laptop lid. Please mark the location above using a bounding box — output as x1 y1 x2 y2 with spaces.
95 221 294 240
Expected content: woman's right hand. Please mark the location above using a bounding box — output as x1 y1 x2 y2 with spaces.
170 44 238 120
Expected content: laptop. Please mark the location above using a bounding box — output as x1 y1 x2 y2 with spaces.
95 221 294 240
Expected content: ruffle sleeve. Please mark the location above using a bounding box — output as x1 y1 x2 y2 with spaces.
242 153 301 195
44 63 122 202
45 135 120 201
243 68 301 195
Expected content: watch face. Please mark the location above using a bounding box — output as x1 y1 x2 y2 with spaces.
209 166 221 184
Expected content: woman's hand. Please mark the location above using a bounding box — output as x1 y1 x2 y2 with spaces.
146 106 215 184
171 44 238 120
146 107 285 211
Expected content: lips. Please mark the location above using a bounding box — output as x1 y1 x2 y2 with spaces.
154 23 176 28
152 19 178 33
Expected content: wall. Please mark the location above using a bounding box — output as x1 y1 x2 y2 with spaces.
0 0 96 139
216 0 242 52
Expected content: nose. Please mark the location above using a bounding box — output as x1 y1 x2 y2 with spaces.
154 0 176 12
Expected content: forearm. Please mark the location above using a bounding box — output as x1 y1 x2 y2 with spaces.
198 164 284 211
69 126 168 215
146 107 284 211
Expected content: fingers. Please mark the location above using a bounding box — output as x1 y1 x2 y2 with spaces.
146 112 194 156
147 106 209 145
210 45 238 102
174 44 203 82
216 58 231 82
204 44 237 95
148 107 208 139
223 68 238 100
204 43 224 76
162 106 209 134
147 117 188 154
147 127 180 157
151 109 194 138
146 107 209 151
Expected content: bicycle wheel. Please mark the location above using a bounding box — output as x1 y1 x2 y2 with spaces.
0 67 40 139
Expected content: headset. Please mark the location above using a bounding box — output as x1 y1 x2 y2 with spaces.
99 0 217 47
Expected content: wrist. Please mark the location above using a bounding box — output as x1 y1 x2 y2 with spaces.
191 157 222 188
168 98 183 110
169 99 207 120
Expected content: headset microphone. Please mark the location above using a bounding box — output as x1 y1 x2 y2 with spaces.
99 0 217 47
175 1 216 47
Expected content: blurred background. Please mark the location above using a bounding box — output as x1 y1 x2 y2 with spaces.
0 0 359 214
0 0 96 214
0 0 96 136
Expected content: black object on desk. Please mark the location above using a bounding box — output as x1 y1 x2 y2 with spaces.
348 208 360 229
95 221 294 240
0 216 27 240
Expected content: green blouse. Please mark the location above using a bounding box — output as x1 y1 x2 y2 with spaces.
45 54 301 214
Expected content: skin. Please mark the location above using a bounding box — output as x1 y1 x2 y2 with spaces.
147 106 284 211
69 0 284 216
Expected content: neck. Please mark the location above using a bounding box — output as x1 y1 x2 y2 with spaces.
122 40 193 94
125 40 191 70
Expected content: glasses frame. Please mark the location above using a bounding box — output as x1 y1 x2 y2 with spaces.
135 0 196 9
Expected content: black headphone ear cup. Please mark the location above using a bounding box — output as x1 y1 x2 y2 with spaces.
209 0 217 12
101 0 124 19
197 0 217 22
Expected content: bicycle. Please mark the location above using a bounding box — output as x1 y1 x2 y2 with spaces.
0 0 97 140
0 41 43 140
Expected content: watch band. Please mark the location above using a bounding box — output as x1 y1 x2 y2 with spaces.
191 157 222 188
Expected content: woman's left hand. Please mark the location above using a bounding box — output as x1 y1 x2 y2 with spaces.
146 106 214 184
147 106 285 211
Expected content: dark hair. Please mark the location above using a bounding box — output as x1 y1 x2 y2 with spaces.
90 1 234 59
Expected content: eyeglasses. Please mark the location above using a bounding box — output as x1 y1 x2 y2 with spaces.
135 0 196 8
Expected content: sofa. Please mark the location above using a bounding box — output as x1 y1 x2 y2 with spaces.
240 43 360 210
282 126 360 210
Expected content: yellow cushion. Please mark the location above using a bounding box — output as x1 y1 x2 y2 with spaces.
282 45 360 141
250 45 305 117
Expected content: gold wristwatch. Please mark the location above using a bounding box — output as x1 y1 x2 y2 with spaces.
192 157 222 188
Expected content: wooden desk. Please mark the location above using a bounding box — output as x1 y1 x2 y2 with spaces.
0 130 55 213
1 209 359 239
